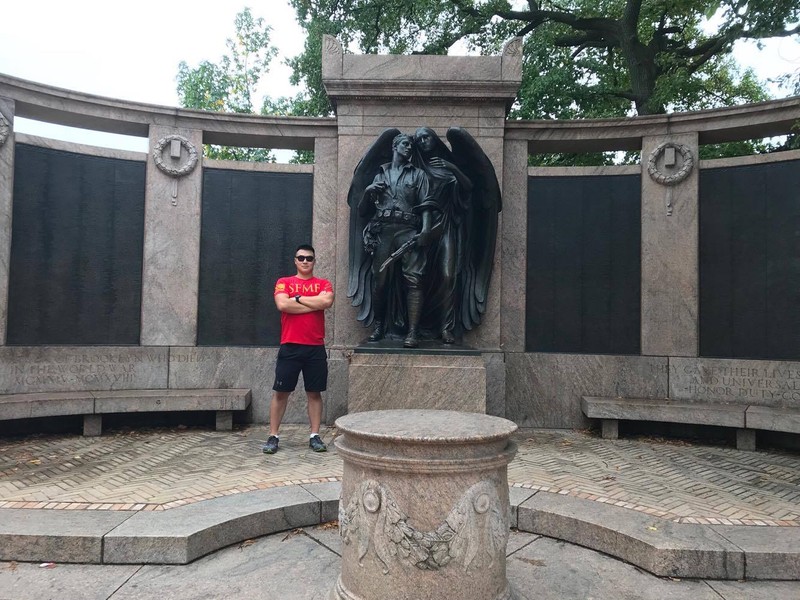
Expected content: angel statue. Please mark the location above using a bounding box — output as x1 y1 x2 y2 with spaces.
347 127 501 347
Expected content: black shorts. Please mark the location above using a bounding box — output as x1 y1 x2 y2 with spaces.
273 344 328 393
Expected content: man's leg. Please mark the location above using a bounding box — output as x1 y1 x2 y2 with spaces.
303 346 328 452
368 226 396 341
306 391 327 452
402 246 426 348
306 391 323 434
269 391 290 436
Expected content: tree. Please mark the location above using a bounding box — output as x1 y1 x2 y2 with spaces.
287 0 798 119
177 8 278 161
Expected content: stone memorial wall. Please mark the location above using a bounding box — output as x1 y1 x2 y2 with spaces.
0 39 799 431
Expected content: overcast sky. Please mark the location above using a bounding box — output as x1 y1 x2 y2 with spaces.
1 0 304 105
1 0 798 152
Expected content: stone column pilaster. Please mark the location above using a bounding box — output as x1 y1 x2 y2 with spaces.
0 97 14 345
140 126 203 346
640 133 699 357
313 136 339 344
500 139 528 353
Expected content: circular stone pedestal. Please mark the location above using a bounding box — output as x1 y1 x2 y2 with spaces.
332 410 518 600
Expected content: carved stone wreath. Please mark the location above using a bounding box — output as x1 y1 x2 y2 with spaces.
647 142 694 186
339 479 509 574
152 135 198 177
0 115 11 148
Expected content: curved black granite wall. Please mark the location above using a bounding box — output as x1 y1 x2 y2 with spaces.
7 144 145 345
525 174 641 354
700 159 800 360
197 168 314 346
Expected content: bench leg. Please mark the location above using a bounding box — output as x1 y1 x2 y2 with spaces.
216 411 233 431
83 415 102 437
601 419 619 440
736 429 756 451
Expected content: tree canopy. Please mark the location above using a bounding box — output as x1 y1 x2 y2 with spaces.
176 7 277 160
286 0 799 119
177 3 800 163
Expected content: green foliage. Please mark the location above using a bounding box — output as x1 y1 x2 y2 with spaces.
284 0 799 163
177 3 799 165
176 8 278 161
698 138 777 160
290 150 316 164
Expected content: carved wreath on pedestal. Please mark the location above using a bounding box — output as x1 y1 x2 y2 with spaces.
647 142 694 186
339 479 509 574
0 115 11 148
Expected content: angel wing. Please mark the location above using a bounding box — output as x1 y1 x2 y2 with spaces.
446 127 502 330
346 128 401 324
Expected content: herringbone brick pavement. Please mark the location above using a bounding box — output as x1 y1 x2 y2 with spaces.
1 427 798 526
508 430 800 526
0 425 340 511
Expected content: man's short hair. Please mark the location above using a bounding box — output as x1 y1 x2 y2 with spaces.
392 133 412 149
296 243 315 255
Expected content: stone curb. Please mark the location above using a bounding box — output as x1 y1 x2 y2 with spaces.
0 482 340 566
0 483 797 580
514 489 800 581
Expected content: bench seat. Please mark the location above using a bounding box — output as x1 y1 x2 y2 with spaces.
745 405 800 435
0 389 252 436
580 396 800 451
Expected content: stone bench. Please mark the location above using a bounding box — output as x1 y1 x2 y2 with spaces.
0 389 252 436
581 396 800 451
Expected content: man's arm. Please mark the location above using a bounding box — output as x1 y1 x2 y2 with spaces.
274 293 316 314
275 291 334 313
415 169 435 247
297 290 334 311
359 175 385 217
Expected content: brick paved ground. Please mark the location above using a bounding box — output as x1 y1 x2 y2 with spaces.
1 427 798 525
508 430 800 526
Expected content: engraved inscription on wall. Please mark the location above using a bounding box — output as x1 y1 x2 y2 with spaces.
0 349 172 393
664 359 800 405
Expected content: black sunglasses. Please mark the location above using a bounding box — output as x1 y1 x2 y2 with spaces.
295 255 315 262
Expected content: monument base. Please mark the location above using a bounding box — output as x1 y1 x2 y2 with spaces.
347 349 486 413
331 410 518 600
332 576 513 600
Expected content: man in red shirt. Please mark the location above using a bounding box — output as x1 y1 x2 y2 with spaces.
263 244 334 454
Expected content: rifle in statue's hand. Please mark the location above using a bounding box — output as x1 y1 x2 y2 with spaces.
378 221 443 273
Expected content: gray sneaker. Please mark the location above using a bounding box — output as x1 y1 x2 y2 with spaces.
309 434 327 452
262 435 279 454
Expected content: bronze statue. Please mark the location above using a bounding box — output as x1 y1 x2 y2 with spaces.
347 127 501 347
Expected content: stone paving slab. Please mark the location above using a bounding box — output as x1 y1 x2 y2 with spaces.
4 528 800 600
710 524 800 580
0 508 133 563
104 486 322 564
517 491 745 580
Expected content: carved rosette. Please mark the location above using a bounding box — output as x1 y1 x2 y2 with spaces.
647 142 694 186
0 114 11 148
339 479 509 574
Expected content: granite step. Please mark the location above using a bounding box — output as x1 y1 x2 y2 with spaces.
1 483 797 580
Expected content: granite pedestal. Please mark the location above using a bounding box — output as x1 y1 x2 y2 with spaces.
333 409 518 600
347 349 487 414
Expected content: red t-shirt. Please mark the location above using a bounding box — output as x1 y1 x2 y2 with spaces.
274 276 333 345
